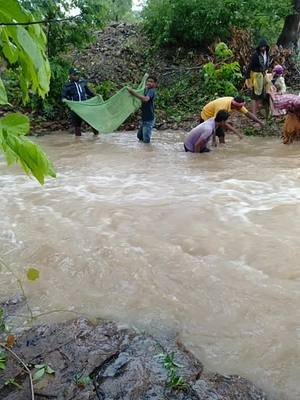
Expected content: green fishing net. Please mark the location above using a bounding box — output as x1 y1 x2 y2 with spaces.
64 74 147 133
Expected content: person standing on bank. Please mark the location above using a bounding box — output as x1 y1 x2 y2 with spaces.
62 67 98 137
245 38 271 116
127 76 157 143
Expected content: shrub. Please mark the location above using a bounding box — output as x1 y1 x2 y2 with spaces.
94 80 117 100
155 72 206 120
142 0 292 48
202 43 242 97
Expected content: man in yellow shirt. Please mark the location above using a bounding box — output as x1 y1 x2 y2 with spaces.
200 96 264 143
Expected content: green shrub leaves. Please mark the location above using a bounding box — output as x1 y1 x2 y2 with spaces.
0 0 55 184
143 0 292 47
0 113 56 184
0 0 50 101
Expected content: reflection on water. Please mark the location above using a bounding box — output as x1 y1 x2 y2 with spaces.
1 130 300 399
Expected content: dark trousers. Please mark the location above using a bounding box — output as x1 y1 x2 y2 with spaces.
70 111 98 136
184 144 210 153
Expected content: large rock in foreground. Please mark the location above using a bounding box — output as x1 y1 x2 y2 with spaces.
0 318 268 400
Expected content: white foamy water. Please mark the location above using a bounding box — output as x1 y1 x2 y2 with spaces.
1 131 300 399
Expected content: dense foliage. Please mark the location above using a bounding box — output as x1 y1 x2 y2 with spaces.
17 0 133 120
156 43 243 122
143 0 293 47
20 0 109 56
202 43 243 97
0 0 50 101
0 0 55 183
109 0 133 22
20 0 133 56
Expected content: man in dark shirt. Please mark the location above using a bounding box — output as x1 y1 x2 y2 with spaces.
128 76 157 143
62 67 98 136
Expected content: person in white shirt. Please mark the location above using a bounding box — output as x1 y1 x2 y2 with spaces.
184 110 229 153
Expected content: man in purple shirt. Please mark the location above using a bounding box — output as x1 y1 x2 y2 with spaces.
184 110 229 153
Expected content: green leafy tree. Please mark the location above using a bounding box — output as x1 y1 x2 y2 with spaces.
18 0 110 120
17 1 133 121
0 0 56 184
142 0 292 47
20 0 109 57
202 43 242 97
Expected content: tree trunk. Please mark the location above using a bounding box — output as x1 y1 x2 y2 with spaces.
277 0 300 50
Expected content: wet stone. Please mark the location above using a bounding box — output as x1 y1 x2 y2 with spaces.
0 318 268 400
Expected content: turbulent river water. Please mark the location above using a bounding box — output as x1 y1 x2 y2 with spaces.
1 130 300 399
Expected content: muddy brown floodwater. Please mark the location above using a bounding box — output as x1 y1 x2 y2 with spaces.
1 130 300 399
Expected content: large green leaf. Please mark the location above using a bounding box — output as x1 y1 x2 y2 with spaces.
0 0 50 101
0 119 56 184
0 113 29 136
0 77 8 105
0 0 32 23
15 26 44 69
0 1 54 185
33 367 45 381
5 25 50 99
0 30 19 64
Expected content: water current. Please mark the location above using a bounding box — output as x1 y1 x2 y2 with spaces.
0 131 300 399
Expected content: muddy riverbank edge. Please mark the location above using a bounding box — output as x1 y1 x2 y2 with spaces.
29 114 283 138
0 298 269 400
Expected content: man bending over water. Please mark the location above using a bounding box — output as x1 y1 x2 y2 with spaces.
184 110 229 153
200 96 264 142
